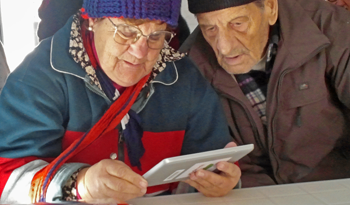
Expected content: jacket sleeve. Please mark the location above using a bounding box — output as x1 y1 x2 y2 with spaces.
0 71 87 203
328 44 350 109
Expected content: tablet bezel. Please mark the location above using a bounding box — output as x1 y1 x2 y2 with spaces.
143 144 254 186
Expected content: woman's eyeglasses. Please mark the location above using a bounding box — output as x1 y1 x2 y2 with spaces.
108 18 175 49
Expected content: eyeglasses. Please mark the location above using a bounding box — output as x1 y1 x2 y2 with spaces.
107 18 175 49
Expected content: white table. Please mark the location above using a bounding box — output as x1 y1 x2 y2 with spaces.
128 178 350 205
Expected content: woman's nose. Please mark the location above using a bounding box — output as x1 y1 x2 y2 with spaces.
128 37 149 59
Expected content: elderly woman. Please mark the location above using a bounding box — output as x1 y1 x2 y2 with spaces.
0 0 241 203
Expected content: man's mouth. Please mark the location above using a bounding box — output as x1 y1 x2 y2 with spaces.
223 54 243 66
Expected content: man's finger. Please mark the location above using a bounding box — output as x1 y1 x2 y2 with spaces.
216 161 241 180
184 179 202 191
184 178 220 197
190 170 222 188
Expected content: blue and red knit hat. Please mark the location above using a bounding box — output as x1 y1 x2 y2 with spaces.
81 0 181 27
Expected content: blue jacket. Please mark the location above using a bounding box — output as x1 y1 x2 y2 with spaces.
0 17 231 203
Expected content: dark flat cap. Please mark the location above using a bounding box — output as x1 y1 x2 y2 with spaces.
188 0 257 14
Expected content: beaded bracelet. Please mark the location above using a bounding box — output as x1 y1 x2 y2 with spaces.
62 168 84 201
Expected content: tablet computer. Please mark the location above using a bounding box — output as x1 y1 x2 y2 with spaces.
143 144 254 186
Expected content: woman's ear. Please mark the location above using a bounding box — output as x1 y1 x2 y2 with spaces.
265 0 278 26
88 18 95 31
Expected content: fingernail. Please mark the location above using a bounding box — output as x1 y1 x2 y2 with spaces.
141 188 147 194
197 171 204 177
190 173 197 180
217 163 224 170
140 181 148 189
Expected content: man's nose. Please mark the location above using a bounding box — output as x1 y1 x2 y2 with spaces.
128 36 149 59
216 30 235 56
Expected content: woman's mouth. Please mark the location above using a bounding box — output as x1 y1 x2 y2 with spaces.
123 60 143 69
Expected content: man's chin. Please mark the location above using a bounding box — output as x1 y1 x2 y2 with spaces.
221 64 252 75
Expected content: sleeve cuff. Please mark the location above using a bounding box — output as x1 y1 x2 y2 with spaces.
46 163 89 202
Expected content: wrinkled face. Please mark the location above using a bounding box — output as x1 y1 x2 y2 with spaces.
197 1 277 74
89 18 166 87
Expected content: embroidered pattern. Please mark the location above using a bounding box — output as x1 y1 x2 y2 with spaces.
69 14 101 90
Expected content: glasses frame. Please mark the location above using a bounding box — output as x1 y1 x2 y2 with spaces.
107 18 175 49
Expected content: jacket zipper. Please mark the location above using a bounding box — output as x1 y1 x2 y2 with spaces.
86 80 126 161
270 43 329 183
118 128 125 162
295 107 302 127
220 93 265 151
270 68 292 183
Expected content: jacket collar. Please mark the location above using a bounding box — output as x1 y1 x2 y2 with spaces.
152 61 179 85
273 0 331 73
50 16 86 79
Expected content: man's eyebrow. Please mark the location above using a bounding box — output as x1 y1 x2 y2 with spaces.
199 23 214 29
199 15 248 28
229 15 248 22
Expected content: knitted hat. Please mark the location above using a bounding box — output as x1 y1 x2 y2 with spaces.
188 0 256 14
82 0 181 27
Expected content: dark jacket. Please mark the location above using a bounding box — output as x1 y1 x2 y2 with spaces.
181 0 350 187
0 16 231 203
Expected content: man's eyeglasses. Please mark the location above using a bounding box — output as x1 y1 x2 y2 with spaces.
107 18 175 49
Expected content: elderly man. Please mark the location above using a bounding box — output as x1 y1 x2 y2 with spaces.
181 0 350 187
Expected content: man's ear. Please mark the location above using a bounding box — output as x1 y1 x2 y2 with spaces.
265 0 278 25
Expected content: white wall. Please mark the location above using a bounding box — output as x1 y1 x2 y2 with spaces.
1 0 41 71
181 0 198 32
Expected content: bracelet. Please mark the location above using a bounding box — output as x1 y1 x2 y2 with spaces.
62 167 84 201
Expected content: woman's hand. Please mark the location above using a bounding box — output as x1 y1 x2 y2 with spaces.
77 159 148 203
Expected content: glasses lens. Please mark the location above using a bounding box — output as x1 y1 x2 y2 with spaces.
148 31 174 49
114 24 140 45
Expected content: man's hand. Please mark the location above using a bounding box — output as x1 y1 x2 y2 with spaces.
184 141 241 197
76 159 148 203
184 161 241 197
